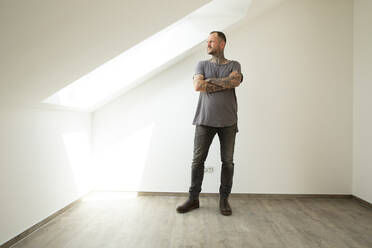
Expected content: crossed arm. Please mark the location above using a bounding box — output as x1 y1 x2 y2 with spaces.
193 71 242 93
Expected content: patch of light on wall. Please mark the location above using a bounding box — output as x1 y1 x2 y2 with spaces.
43 0 251 111
92 123 155 191
62 130 93 195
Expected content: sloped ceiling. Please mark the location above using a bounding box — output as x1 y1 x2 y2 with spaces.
0 0 286 112
0 0 210 109
43 0 255 111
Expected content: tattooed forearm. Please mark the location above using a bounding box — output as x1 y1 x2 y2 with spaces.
206 71 242 89
204 82 226 93
193 74 226 93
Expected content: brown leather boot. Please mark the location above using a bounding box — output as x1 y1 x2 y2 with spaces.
220 197 232 216
176 198 200 213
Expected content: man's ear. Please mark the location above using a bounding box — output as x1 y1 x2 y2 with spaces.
219 41 225 50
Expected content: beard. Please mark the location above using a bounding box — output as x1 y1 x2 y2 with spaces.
207 47 217 55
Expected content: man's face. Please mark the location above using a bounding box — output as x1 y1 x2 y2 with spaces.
207 33 224 55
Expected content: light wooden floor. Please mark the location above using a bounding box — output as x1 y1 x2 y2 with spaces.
10 192 372 248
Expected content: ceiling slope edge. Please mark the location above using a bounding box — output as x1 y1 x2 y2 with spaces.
42 0 252 112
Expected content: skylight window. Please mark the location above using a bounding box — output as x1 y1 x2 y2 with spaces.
43 0 252 111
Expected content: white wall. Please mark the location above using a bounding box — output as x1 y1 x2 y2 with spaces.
0 106 92 245
353 0 372 203
93 0 353 195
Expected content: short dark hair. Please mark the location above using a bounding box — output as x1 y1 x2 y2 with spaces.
210 31 226 43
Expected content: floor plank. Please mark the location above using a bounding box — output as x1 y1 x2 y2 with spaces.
10 192 372 248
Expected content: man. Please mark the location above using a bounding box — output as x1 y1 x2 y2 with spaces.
176 31 243 216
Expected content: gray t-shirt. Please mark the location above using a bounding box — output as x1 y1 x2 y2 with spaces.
192 60 242 131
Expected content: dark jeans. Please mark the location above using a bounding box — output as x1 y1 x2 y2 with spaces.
188 123 238 199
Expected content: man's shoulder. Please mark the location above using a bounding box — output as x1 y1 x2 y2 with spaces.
229 60 241 65
195 60 209 76
229 60 242 71
197 60 209 65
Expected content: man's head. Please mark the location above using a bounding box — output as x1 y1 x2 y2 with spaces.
207 31 226 55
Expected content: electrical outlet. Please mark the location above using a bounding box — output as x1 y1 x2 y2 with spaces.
204 167 214 173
